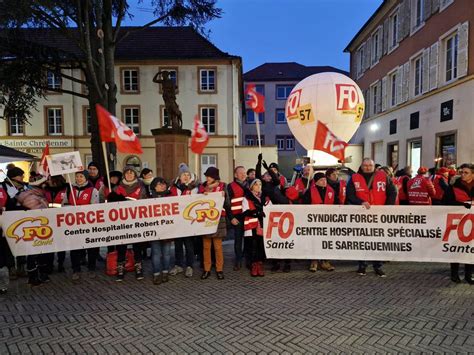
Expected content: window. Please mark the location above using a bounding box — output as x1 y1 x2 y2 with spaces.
276 135 294 151
245 135 264 146
47 71 61 90
371 31 379 65
121 68 139 93
46 107 63 135
408 140 422 173
84 106 91 135
357 46 365 77
437 133 456 167
387 143 399 169
445 33 458 82
389 12 399 49
440 0 454 12
276 109 286 124
9 116 24 136
414 55 423 96
390 72 397 107
246 109 264 124
201 106 216 134
389 119 397 135
123 107 140 134
371 84 378 115
199 68 216 92
201 154 217 181
410 112 420 129
276 85 293 100
413 0 424 30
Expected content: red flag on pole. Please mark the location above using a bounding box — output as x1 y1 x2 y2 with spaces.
190 114 209 154
245 84 265 113
95 104 143 154
38 144 50 176
313 120 348 162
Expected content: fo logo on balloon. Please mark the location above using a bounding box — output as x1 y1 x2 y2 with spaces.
286 89 302 119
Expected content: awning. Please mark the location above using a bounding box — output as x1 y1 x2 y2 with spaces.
0 144 38 163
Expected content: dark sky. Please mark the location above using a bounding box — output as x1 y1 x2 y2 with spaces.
124 0 382 72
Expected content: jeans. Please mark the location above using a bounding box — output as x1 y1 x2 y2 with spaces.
229 223 244 266
358 260 383 270
71 248 99 273
151 240 171 274
174 237 194 268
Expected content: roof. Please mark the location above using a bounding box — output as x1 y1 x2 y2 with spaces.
344 0 389 52
243 62 348 82
0 145 37 163
1 26 239 61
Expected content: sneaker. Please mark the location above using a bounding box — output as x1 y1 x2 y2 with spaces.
282 263 291 273
39 273 50 283
116 264 125 282
374 268 386 278
162 272 169 283
153 273 162 285
466 277 474 285
320 261 335 272
185 266 193 278
216 271 224 280
201 271 211 280
71 273 81 283
28 275 42 287
357 267 366 276
451 274 462 283
309 262 318 272
169 265 184 276
88 271 96 279
135 263 144 280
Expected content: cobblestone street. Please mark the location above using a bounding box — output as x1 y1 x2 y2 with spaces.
1 243 473 354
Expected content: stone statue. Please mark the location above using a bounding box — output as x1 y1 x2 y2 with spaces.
153 71 183 129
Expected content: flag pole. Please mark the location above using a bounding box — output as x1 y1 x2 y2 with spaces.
255 112 262 154
102 142 112 192
66 173 77 206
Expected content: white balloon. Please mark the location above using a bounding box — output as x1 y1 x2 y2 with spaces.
285 72 365 151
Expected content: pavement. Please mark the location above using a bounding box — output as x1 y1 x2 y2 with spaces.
1 242 473 354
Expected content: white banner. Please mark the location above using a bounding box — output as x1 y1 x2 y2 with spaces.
2 193 224 257
263 205 474 263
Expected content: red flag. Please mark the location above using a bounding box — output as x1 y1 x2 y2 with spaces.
38 144 50 176
313 120 348 162
95 104 143 154
190 114 209 154
245 84 265 113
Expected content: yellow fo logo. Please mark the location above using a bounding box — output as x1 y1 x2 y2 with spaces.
183 200 220 225
6 217 53 244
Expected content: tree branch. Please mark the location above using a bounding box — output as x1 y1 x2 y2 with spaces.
17 80 89 99
112 0 126 43
115 10 173 45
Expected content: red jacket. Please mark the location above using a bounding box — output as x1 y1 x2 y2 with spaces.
45 188 67 206
68 186 95 206
309 185 335 205
0 187 7 209
432 174 448 201
351 171 388 205
407 175 436 205
394 176 409 202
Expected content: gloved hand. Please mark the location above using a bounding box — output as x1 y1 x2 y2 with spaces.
258 153 263 162
463 202 472 209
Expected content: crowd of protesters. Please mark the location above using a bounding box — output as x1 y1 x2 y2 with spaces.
0 155 472 294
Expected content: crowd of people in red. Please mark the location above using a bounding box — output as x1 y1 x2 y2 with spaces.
0 155 472 294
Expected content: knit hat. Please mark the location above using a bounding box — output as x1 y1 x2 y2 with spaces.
204 167 220 180
178 163 190 176
437 167 449 174
269 162 279 171
7 167 25 179
88 161 99 169
417 166 428 175
75 170 89 179
109 170 123 180
249 178 261 190
313 172 326 183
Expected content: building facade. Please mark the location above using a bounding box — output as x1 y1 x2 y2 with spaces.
242 62 347 177
345 0 473 172
0 27 247 182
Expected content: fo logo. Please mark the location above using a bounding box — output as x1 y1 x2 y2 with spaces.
183 200 220 224
266 212 295 239
442 213 474 243
286 89 302 119
6 217 53 243
335 84 360 112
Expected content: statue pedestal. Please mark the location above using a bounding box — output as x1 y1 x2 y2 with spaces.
151 128 191 182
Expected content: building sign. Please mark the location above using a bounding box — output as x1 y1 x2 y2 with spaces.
440 100 453 122
0 139 73 148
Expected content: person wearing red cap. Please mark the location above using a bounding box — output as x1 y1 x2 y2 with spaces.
432 167 450 205
304 173 337 272
407 167 436 205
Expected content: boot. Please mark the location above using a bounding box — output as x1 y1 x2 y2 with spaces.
451 263 461 283
135 262 144 280
257 262 264 277
116 263 125 282
27 268 42 287
251 262 259 277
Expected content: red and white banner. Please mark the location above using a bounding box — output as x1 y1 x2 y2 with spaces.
2 193 224 257
38 144 50 176
190 114 209 154
313 121 348 161
245 84 265 113
96 104 143 154
264 204 473 263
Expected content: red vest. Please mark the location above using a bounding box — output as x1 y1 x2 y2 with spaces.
394 176 409 202
198 182 226 216
407 175 434 205
279 175 286 189
310 185 335 205
243 198 260 232
294 178 307 192
453 186 472 204
0 187 7 209
339 180 347 205
229 181 245 216
115 185 143 200
69 186 94 206
45 189 67 206
432 175 448 201
351 171 388 205
169 185 193 197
